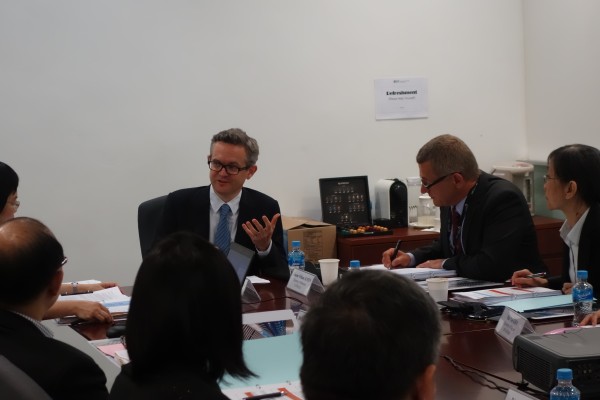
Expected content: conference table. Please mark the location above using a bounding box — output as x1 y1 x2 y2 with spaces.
73 278 569 399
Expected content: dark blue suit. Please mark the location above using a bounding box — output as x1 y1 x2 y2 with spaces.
157 186 289 280
412 172 546 282
0 310 108 400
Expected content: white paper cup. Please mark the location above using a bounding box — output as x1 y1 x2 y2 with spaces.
319 259 340 286
426 277 449 303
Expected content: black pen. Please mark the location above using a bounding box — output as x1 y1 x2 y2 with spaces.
242 391 284 400
61 290 93 296
391 239 402 260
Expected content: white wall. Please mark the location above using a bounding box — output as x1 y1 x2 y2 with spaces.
523 0 600 161
1 1 527 285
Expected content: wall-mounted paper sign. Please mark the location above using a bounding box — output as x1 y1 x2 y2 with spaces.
374 77 428 120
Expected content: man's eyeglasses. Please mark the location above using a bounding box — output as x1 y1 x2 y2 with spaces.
207 160 251 175
421 172 458 190
543 175 558 184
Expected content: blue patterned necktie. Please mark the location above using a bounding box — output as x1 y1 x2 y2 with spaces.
215 204 232 255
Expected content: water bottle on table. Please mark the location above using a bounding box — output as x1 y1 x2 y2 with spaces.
348 259 361 272
288 240 305 274
572 269 593 327
549 368 580 400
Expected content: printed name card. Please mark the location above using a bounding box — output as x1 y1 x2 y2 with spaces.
287 269 324 296
495 307 534 344
241 278 261 303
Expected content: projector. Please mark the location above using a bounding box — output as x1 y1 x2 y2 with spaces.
513 327 600 396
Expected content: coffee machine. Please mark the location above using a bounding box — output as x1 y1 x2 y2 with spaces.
491 161 534 215
374 178 408 227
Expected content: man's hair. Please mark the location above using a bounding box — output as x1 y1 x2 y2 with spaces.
210 128 260 166
549 144 600 206
126 231 255 382
416 134 479 180
0 217 64 306
0 161 19 211
300 270 441 400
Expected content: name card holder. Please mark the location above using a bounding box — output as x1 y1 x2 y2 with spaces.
286 269 324 296
241 278 261 303
495 307 534 344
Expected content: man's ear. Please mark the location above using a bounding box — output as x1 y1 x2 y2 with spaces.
246 165 258 180
410 364 437 400
49 268 64 297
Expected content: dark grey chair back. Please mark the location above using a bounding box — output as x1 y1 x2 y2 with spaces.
137 195 167 257
0 355 52 400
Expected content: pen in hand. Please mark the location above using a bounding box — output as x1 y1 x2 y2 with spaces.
389 239 402 268
526 272 547 279
242 391 285 400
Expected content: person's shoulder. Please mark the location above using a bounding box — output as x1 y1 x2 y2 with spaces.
168 186 209 197
242 187 279 203
478 171 522 194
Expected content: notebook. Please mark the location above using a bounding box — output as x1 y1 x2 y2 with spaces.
227 242 255 284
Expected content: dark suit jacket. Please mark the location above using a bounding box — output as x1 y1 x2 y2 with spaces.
157 186 290 280
412 172 546 282
110 363 228 400
548 202 600 297
0 310 108 400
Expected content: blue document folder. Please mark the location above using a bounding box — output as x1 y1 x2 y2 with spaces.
220 333 302 389
494 294 573 313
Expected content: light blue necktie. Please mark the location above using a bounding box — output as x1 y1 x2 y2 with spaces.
215 204 232 255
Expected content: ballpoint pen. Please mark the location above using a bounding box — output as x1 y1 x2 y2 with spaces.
242 391 285 400
391 239 402 261
61 290 93 296
526 272 547 279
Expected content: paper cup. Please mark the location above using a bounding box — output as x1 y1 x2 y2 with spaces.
319 259 340 286
426 277 449 303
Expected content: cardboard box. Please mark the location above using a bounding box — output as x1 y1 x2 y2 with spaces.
282 216 337 263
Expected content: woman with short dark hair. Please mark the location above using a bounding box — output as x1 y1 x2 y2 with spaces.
512 144 600 297
110 231 254 400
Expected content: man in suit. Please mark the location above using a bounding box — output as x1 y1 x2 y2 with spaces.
382 134 546 282
0 217 108 400
300 270 441 400
157 128 289 280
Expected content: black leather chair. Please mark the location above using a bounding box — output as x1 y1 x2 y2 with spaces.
0 355 52 400
137 195 167 257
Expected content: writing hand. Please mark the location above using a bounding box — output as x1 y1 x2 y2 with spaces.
511 269 548 288
242 213 280 252
382 247 410 269
72 301 113 323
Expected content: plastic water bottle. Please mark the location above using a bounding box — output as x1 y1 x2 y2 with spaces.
288 240 305 273
348 260 361 271
549 368 580 400
572 270 593 327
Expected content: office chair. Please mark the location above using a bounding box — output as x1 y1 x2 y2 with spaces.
137 194 167 257
0 355 52 400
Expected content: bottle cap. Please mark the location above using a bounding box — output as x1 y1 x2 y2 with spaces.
349 260 360 268
556 368 573 380
577 270 588 280
292 240 301 247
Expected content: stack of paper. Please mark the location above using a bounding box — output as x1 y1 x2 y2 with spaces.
361 264 456 280
56 286 130 324
452 286 562 305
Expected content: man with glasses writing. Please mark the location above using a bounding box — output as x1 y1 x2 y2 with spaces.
382 134 546 282
157 128 289 279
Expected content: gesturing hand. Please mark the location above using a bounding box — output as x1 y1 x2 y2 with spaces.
242 213 281 252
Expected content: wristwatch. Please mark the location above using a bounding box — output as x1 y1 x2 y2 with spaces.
71 281 78 294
